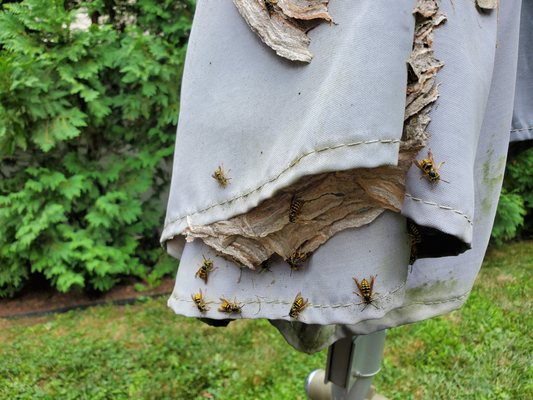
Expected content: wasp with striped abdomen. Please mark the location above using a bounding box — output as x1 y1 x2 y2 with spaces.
414 149 449 183
195 255 216 284
407 219 422 266
289 292 309 319
353 275 379 310
212 164 231 187
191 289 211 313
286 251 309 271
289 196 304 223
218 297 244 314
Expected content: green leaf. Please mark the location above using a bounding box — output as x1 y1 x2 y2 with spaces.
59 175 89 200
55 270 85 292
493 191 526 243
33 109 88 151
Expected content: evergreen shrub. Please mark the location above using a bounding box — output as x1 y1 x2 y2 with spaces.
1 0 529 297
0 0 194 297
492 143 533 243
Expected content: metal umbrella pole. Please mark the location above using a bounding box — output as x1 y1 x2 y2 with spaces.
305 330 388 400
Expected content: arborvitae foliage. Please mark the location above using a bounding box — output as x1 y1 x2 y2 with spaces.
0 0 194 297
492 142 533 243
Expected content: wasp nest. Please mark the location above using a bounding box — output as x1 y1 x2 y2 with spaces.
184 0 446 269
233 0 333 63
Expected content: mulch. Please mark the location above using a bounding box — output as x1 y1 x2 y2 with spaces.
0 277 175 318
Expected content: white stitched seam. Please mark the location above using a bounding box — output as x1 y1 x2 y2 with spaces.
404 193 473 225
402 291 470 306
171 289 471 310
163 139 400 229
171 282 405 310
510 126 533 133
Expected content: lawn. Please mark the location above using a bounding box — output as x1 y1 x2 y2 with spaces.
1 241 531 400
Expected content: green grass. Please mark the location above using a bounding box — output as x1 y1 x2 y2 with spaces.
1 242 531 400
375 241 533 399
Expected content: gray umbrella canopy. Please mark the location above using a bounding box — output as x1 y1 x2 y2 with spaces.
162 0 529 352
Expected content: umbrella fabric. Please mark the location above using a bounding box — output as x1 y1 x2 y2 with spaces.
162 0 526 352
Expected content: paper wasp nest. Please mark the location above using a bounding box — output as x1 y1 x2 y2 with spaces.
475 0 498 11
232 0 333 63
184 0 446 269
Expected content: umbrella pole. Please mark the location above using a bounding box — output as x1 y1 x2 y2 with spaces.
305 330 388 400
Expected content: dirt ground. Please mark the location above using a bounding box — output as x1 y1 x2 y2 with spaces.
0 277 175 318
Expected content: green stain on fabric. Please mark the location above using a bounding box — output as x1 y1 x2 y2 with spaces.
482 149 495 183
405 279 459 300
481 197 493 216
482 153 506 191
480 151 506 216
